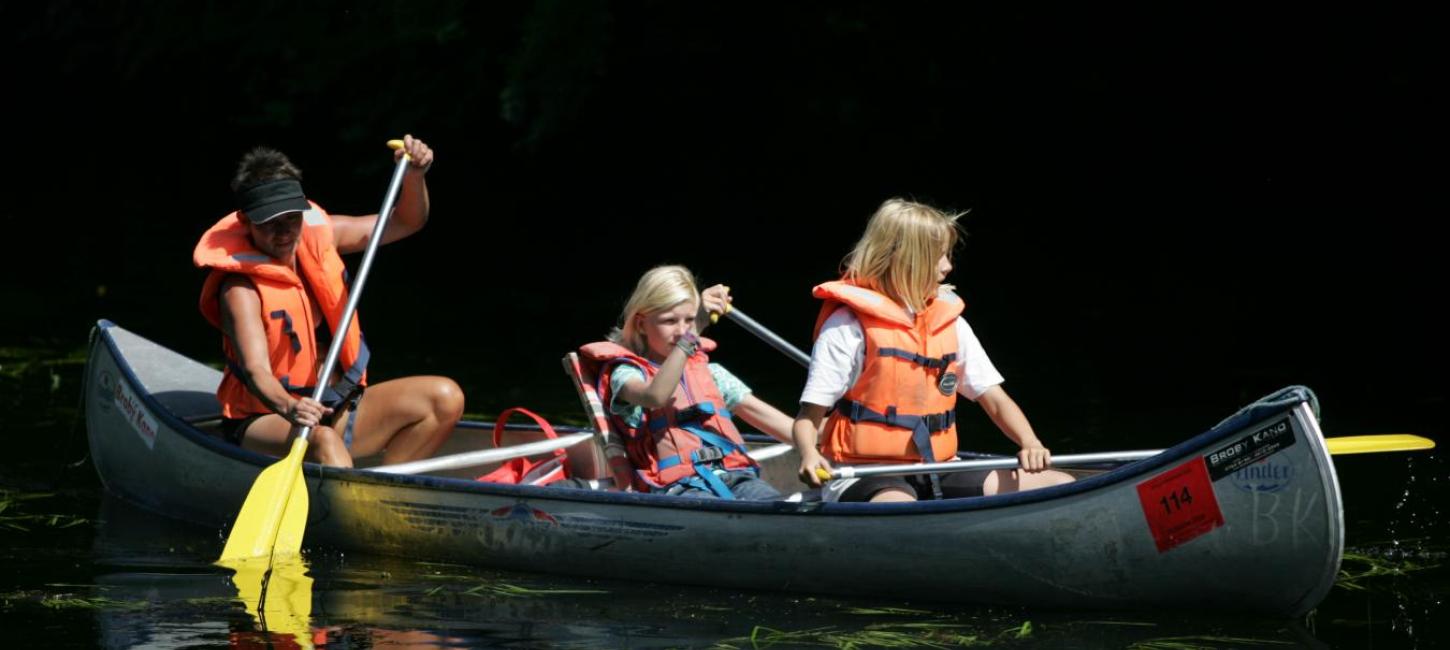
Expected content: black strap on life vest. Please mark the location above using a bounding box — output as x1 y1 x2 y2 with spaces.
877 347 957 370
836 399 954 499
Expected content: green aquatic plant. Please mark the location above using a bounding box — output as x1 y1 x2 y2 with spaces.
1126 636 1294 650
0 591 147 612
843 606 936 616
712 621 1032 649
0 346 87 381
420 578 608 599
460 582 609 598
0 490 88 531
1335 551 1440 591
40 595 148 611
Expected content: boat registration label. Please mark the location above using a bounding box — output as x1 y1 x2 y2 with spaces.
1136 457 1224 553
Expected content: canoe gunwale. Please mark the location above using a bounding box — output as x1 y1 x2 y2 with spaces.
91 320 1332 519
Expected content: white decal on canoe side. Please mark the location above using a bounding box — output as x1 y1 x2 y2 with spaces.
1248 488 1321 548
111 374 158 449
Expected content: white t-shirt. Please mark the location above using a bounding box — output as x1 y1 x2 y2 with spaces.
798 305 1004 408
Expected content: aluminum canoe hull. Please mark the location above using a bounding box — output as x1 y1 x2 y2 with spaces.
84 320 1343 616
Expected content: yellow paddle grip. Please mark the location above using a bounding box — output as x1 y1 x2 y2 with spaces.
387 139 411 161
709 286 732 324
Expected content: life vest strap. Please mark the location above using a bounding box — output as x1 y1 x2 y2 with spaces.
835 400 955 436
646 401 733 434
269 309 302 353
835 399 955 464
877 347 957 370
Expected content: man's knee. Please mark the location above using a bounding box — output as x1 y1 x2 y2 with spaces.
428 377 465 419
308 426 352 467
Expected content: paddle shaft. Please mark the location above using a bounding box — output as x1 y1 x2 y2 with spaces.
378 434 793 475
296 151 411 443
828 450 1159 479
721 307 811 368
822 434 1436 480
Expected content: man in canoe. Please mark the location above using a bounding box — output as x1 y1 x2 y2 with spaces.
794 198 1075 501
193 136 464 467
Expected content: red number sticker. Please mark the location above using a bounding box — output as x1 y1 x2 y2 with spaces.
1136 457 1224 553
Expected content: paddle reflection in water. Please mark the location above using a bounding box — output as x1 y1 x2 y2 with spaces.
224 556 314 649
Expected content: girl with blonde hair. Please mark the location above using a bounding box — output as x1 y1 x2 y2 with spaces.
578 265 794 500
793 199 1073 502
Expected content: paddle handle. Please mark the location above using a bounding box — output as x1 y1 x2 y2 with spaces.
297 141 411 442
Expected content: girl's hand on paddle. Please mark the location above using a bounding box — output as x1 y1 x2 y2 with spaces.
698 284 732 329
395 134 434 173
285 397 332 427
798 448 833 487
1017 443 1052 473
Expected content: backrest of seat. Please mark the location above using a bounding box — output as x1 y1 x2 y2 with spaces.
561 352 630 484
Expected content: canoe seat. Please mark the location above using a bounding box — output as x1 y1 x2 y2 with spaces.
561 352 631 487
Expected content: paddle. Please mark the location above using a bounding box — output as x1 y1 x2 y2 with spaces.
815 433 1436 480
219 139 414 563
376 428 795 476
710 300 811 367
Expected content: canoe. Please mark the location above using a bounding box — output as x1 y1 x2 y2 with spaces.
84 320 1343 616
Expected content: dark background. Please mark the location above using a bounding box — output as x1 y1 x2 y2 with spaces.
3 2 1443 452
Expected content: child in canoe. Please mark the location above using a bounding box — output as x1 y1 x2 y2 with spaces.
794 198 1075 502
578 265 795 500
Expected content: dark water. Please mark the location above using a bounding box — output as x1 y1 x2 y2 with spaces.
2 344 1447 649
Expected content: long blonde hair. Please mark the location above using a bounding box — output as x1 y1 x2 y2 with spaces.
608 265 701 355
842 198 965 312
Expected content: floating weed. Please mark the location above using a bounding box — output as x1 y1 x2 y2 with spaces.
42 594 147 609
181 596 240 607
423 579 609 599
713 621 1032 649
23 594 149 611
1336 551 1439 591
418 571 479 582
0 347 87 381
460 582 608 598
1127 636 1294 650
0 490 88 531
844 606 936 616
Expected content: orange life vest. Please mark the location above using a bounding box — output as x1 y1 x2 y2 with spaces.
194 203 369 419
578 339 756 497
812 281 964 464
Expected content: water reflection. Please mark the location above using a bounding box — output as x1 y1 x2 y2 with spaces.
224 556 314 649
79 494 1373 649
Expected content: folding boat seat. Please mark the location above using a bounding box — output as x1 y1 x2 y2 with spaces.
560 352 633 489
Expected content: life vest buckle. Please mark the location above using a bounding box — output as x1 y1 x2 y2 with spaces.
693 447 726 464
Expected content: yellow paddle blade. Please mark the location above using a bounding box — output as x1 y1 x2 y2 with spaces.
220 437 310 562
226 555 315 649
273 469 309 557
1326 434 1435 455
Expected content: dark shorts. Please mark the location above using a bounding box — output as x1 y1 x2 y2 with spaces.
217 391 361 448
218 414 265 445
839 470 992 502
